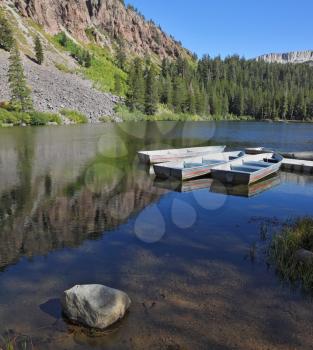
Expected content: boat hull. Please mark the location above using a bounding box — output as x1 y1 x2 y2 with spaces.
154 163 215 180
211 153 283 185
212 164 281 185
138 145 226 164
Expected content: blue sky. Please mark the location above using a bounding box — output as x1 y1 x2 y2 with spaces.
125 0 312 59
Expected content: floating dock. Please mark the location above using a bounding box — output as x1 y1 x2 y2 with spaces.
281 152 313 161
281 158 313 174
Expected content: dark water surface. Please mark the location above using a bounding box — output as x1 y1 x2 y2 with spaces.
0 121 313 349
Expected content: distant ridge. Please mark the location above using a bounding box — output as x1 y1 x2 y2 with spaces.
256 50 313 64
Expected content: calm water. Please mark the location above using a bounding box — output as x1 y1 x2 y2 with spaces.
0 121 313 350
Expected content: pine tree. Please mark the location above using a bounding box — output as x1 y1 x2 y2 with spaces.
114 73 122 95
8 43 33 112
161 58 169 77
159 75 172 106
172 77 186 113
281 91 288 120
0 9 14 52
34 35 44 65
165 76 173 108
186 83 196 114
231 87 244 116
59 32 68 47
83 50 91 67
116 44 127 70
145 65 158 115
127 58 145 111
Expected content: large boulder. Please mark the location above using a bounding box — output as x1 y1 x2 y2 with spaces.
61 284 131 329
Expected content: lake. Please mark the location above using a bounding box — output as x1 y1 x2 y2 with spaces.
0 121 313 349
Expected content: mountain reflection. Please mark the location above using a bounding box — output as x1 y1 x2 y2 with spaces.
0 126 170 270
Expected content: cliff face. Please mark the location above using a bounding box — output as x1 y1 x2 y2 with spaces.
13 0 188 59
256 50 313 64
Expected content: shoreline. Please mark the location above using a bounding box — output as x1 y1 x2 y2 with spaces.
2 118 313 128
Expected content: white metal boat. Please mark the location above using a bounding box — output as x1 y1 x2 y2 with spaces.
153 151 245 180
210 153 283 185
138 145 226 164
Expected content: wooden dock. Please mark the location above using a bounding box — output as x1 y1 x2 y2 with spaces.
281 158 313 174
281 151 313 161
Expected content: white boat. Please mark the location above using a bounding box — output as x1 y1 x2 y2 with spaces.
138 145 226 164
210 153 283 185
153 151 245 180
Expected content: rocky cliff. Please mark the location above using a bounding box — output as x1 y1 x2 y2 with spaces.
256 50 313 64
12 0 189 59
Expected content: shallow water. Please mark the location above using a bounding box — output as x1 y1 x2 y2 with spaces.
0 121 313 349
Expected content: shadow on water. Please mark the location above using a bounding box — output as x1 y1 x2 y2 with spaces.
0 122 313 349
40 298 62 320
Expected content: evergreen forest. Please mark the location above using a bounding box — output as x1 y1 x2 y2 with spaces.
127 55 313 120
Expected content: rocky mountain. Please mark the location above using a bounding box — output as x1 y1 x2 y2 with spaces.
256 50 313 64
12 0 189 59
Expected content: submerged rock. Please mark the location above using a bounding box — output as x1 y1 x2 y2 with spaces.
61 284 131 329
295 249 313 264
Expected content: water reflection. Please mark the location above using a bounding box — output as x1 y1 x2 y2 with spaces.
0 122 313 349
154 174 281 198
1 123 313 270
210 175 281 197
0 125 173 270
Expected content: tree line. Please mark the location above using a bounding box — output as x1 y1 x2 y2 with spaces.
126 54 313 120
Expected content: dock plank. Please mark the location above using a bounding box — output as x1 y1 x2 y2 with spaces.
282 158 313 174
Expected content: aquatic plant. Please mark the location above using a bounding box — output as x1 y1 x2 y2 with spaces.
249 243 257 262
0 332 33 350
260 223 268 241
270 217 313 290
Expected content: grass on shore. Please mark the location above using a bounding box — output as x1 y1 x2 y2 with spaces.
114 104 255 122
60 109 88 124
270 217 313 290
0 106 90 127
0 108 61 126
